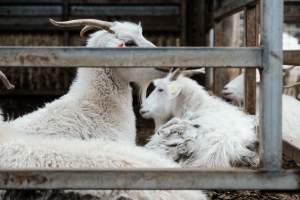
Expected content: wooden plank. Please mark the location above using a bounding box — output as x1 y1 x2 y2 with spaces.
0 4 182 33
284 50 300 65
244 4 259 115
214 0 257 21
213 21 228 96
283 135 300 164
285 4 300 22
185 0 207 46
180 0 187 45
213 15 240 96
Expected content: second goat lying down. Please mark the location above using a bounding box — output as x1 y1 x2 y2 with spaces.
140 69 257 168
222 72 300 140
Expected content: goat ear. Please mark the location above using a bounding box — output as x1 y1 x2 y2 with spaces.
256 69 260 83
167 82 181 99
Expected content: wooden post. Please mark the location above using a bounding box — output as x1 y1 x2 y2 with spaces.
213 15 240 96
244 2 259 114
213 20 228 96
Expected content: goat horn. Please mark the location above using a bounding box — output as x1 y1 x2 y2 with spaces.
182 68 205 77
0 71 14 90
80 25 98 37
169 68 185 81
49 18 113 33
284 81 300 88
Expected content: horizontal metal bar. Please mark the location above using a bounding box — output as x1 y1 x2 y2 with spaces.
284 50 300 65
0 47 262 68
0 169 299 190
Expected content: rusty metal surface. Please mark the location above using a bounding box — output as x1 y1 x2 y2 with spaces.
259 0 283 170
0 47 262 68
0 169 299 190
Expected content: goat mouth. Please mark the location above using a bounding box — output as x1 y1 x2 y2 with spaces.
140 110 150 118
221 92 235 102
221 91 233 97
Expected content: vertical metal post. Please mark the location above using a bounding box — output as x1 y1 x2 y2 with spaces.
259 0 283 170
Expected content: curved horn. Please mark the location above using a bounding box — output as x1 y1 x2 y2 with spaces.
80 25 98 37
49 18 112 28
182 68 205 77
169 68 185 81
0 71 14 90
284 81 300 88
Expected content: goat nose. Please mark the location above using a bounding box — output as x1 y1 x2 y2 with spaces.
139 109 147 115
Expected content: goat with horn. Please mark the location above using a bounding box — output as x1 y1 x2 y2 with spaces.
140 68 257 168
0 19 207 200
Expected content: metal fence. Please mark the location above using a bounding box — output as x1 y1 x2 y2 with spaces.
0 0 298 190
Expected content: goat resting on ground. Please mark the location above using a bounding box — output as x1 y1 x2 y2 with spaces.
140 69 257 168
0 19 207 200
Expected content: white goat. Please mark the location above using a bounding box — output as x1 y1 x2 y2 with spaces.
222 72 300 140
0 132 207 200
140 69 257 168
1 19 165 144
0 19 207 200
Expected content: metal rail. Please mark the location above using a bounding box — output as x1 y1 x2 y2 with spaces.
0 169 300 190
0 47 262 68
259 0 283 170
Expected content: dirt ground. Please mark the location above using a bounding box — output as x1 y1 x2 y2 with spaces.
208 155 300 200
208 190 300 200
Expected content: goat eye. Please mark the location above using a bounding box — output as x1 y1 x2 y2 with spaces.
146 82 156 98
158 88 164 92
125 40 136 47
193 124 200 128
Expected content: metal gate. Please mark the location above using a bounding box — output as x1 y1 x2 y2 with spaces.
0 0 299 191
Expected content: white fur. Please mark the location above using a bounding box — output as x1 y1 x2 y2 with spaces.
222 73 300 140
0 133 206 200
1 22 164 143
141 74 257 168
0 22 207 199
